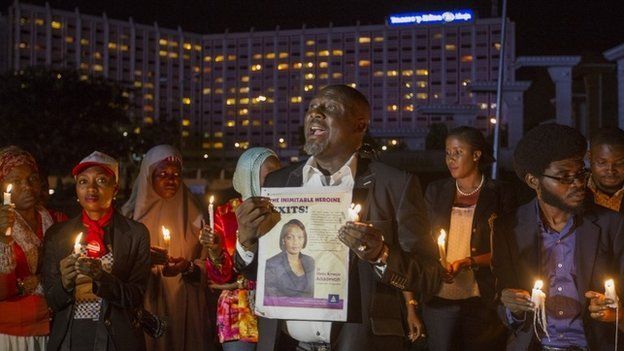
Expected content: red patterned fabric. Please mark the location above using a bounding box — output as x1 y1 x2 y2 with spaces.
0 146 38 183
214 198 241 256
81 207 113 258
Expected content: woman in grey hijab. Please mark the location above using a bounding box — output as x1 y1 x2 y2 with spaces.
122 145 214 351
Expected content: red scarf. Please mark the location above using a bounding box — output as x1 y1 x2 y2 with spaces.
81 207 113 258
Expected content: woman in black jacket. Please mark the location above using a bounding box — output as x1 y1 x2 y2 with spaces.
422 126 515 351
42 151 150 351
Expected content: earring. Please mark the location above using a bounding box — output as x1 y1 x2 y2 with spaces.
76 198 80 202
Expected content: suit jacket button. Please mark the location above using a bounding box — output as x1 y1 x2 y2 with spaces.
471 248 476 252
472 228 476 233
104 319 111 327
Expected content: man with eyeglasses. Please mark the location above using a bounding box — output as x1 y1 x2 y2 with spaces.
587 128 624 213
491 124 624 351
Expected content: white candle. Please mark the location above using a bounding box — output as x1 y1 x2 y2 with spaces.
349 203 361 222
3 184 12 236
74 232 83 255
605 278 619 309
161 226 171 252
531 279 546 309
437 229 447 268
208 195 215 231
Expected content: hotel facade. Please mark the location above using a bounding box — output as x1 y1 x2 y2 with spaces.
3 2 516 162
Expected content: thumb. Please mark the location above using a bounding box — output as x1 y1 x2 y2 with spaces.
584 291 601 299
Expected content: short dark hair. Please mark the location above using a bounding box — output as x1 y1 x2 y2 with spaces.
590 127 624 149
447 126 495 166
513 123 587 180
279 219 307 251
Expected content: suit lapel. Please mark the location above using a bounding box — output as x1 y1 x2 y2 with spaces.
473 180 496 229
515 200 540 290
285 164 304 187
574 210 600 309
110 212 132 276
435 180 456 232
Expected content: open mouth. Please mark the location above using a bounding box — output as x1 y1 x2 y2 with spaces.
308 125 327 138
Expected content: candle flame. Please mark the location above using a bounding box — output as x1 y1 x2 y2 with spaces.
606 279 615 289
5 184 12 193
534 280 543 290
161 226 170 240
75 232 83 246
437 229 446 245
209 195 215 204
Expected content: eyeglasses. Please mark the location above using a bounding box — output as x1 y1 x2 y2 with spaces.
540 169 590 185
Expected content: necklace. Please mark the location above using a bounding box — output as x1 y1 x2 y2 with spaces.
456 175 485 197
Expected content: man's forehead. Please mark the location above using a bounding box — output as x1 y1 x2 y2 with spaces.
313 88 347 103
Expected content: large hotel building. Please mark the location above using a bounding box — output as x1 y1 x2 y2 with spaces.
3 2 516 162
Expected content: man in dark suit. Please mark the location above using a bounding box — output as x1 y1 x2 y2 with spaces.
234 85 441 351
587 127 624 213
492 124 624 351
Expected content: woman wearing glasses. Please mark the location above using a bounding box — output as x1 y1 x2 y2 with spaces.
422 126 516 351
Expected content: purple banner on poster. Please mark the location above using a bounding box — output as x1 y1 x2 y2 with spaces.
264 296 344 309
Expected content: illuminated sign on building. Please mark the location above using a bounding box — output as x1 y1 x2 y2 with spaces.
389 10 474 26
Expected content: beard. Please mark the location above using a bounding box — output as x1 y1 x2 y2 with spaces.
540 184 586 215
303 137 328 156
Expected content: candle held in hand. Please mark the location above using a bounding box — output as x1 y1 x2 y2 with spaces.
3 184 12 236
161 226 171 252
437 229 447 268
605 279 619 309
349 203 361 222
208 195 215 231
74 232 83 255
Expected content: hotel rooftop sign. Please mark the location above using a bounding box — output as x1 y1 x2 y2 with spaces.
388 10 474 26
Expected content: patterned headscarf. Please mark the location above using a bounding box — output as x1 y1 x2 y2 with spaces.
0 146 39 183
232 147 278 200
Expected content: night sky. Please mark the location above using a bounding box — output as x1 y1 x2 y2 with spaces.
2 0 623 58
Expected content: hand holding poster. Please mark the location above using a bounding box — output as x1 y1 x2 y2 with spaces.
255 187 351 321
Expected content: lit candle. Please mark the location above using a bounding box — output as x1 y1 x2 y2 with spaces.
349 203 361 222
3 184 12 236
437 229 447 268
605 279 619 308
531 280 546 309
208 195 215 231
161 226 171 252
74 232 83 255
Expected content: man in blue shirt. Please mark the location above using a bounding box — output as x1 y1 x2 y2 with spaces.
492 124 624 351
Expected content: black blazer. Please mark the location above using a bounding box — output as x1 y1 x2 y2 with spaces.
425 177 516 303
492 199 624 351
238 156 442 351
42 212 151 351
264 251 315 298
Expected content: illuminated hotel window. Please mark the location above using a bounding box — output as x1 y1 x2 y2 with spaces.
215 55 224 62
159 50 167 57
80 63 89 70
279 52 289 59
183 42 192 50
306 62 314 68
182 119 191 126
51 21 62 29
241 76 250 82
228 87 236 93
404 93 413 99
277 63 289 70
144 93 154 100
387 70 398 77
253 54 262 59
332 72 342 79
18 42 27 49
159 39 168 46
318 50 330 57
143 105 153 112
239 108 249 115
182 97 191 105
416 69 429 76
358 37 371 44
491 103 497 109
373 37 384 42
445 44 456 51
332 49 343 56
239 87 250 93
144 83 154 88
80 75 88 81
193 66 200 73
417 93 428 100
227 55 236 61
348 83 357 88
319 62 328 68
94 52 102 59
80 38 89 45
215 88 224 94
214 132 224 137
226 98 236 105
204 56 212 62
194 44 202 51
239 98 250 104
494 43 501 50
290 96 302 103
135 70 142 76
168 52 179 59
433 33 443 40
292 62 302 69
462 79 471 87
251 64 262 71
387 105 398 112
359 60 371 67
182 131 190 137
402 70 414 77
404 105 414 112
306 40 315 46
305 73 315 80
134 81 142 88
170 41 179 47
34 18 44 26
373 71 384 77
304 84 314 92
305 51 315 57
461 55 473 63
144 117 154 124
93 64 103 72
241 119 250 126
215 77 224 83
213 142 224 149
121 45 129 51
265 53 276 59
226 120 236 127
417 81 428 88
405 82 412 88
108 42 117 50
202 142 211 149
65 36 74 43
319 73 329 79
252 120 261 126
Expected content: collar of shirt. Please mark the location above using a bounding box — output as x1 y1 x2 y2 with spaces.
587 175 624 211
302 153 358 187
535 201 576 242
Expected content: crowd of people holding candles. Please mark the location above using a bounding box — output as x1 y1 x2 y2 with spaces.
1 84 624 351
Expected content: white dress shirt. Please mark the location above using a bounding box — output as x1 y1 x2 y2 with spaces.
237 154 357 343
